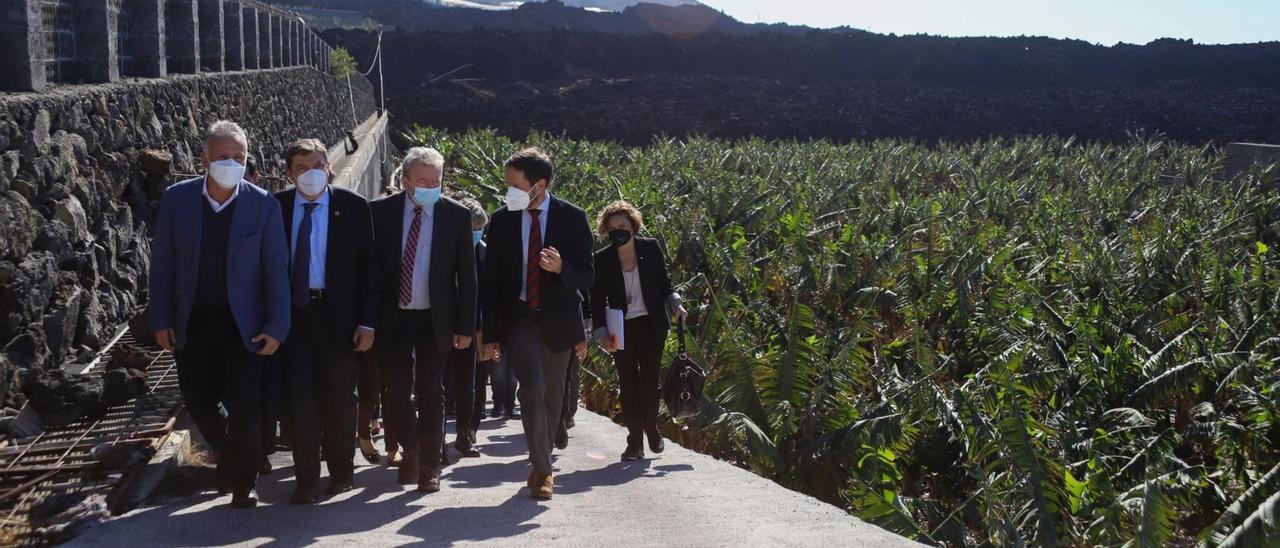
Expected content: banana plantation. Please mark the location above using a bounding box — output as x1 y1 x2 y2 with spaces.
409 127 1280 547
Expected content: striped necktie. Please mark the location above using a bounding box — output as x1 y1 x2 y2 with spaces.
526 209 542 310
400 206 423 307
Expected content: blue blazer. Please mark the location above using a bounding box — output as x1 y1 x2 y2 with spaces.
149 176 291 352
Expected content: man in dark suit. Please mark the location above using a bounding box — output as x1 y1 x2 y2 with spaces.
149 120 290 508
480 148 594 500
446 198 494 460
273 138 378 503
371 147 477 493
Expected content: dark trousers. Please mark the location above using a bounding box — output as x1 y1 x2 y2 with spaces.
282 299 359 486
612 317 663 448
490 354 517 415
356 348 380 439
471 358 495 431
506 310 571 476
447 345 476 446
562 351 580 421
377 309 447 470
174 308 263 493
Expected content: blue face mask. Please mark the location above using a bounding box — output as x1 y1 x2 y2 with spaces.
472 230 484 245
412 186 441 208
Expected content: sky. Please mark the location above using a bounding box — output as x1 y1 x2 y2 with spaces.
702 0 1278 45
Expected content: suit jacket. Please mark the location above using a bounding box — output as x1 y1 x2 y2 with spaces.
274 186 378 343
481 195 595 353
370 192 477 351
149 176 291 352
591 236 676 343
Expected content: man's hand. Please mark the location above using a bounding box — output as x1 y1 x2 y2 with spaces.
539 247 563 273
574 339 588 361
482 342 502 361
353 328 375 352
601 333 620 353
154 329 176 351
453 334 474 350
252 334 281 356
479 343 498 362
672 304 689 321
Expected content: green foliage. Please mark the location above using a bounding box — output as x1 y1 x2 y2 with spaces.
329 47 358 79
405 126 1280 546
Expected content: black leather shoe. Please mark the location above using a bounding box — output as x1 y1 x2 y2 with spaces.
564 417 576 429
418 470 441 493
359 438 382 464
325 478 355 496
648 433 665 454
455 439 481 458
621 446 645 461
555 421 569 450
290 484 318 504
231 488 259 509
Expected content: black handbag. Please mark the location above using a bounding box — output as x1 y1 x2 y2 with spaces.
663 319 705 419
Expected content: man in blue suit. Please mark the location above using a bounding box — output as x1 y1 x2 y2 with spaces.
149 120 291 509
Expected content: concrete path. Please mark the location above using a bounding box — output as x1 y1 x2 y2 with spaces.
68 405 918 547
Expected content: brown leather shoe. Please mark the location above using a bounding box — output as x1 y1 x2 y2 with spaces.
532 474 553 500
398 453 420 484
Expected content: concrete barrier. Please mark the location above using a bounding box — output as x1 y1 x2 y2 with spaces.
328 112 392 200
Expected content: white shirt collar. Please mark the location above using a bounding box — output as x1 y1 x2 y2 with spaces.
202 176 241 213
530 191 552 214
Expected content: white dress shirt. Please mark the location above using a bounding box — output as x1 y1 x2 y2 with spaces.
519 192 552 302
400 193 434 310
202 177 240 213
291 187 330 290
622 267 649 319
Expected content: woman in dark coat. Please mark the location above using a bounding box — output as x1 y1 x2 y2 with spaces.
590 201 687 460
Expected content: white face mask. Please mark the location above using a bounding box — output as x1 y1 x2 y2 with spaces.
505 185 532 211
208 159 246 189
296 168 328 196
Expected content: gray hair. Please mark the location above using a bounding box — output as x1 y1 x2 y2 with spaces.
204 120 249 153
397 147 445 183
459 197 488 228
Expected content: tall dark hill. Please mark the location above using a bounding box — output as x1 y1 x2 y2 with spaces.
303 1 1280 144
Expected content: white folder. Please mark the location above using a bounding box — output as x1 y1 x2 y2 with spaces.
606 308 626 351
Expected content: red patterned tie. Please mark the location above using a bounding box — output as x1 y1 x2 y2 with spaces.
400 206 423 307
526 209 542 310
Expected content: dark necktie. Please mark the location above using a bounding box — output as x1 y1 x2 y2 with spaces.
292 202 319 309
526 209 542 310
400 206 423 307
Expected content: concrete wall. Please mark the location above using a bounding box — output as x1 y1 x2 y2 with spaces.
328 112 391 200
0 67 377 406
